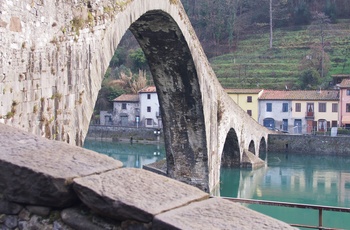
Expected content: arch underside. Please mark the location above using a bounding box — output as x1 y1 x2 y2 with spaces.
259 137 267 160
129 10 209 191
221 128 240 167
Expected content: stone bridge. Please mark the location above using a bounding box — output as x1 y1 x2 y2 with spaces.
0 0 271 192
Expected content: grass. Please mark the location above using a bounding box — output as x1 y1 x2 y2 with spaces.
209 19 350 90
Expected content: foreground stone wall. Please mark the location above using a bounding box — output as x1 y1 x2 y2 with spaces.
0 124 294 229
268 134 350 155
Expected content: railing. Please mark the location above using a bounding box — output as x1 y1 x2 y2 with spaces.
214 196 350 230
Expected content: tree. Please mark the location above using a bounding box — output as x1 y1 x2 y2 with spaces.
299 44 330 80
308 11 332 78
268 0 290 48
299 68 321 89
129 48 148 71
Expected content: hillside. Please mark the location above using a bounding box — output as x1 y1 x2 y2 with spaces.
209 19 350 90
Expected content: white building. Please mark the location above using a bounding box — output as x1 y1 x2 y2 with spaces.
138 86 162 128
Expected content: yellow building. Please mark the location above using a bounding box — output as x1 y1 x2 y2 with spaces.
225 89 263 121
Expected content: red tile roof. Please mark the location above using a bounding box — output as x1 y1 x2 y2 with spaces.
339 79 350 88
259 90 339 100
225 88 263 94
113 94 139 102
139 86 156 93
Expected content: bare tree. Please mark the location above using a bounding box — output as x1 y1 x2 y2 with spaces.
130 70 147 94
308 11 332 78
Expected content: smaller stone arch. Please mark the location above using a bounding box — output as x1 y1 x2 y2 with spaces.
248 140 255 155
221 128 240 167
259 137 267 160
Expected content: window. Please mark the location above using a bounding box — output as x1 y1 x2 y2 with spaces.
347 89 350 96
282 103 288 112
266 103 272 112
122 103 127 110
147 106 151 112
319 103 326 112
332 103 338 113
147 94 151 99
332 120 337 127
247 110 252 116
146 119 153 126
247 96 252 103
347 104 350 112
318 119 327 131
295 103 301 112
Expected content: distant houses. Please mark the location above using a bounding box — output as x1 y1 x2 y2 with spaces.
100 78 350 134
99 86 162 128
226 77 350 134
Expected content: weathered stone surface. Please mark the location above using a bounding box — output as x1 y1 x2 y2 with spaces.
73 168 209 222
9 17 21 32
26 205 51 217
0 199 23 215
4 215 18 229
153 198 295 230
18 215 55 230
61 207 106 230
0 124 123 208
18 208 30 221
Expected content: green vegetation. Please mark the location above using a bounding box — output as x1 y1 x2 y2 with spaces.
210 20 350 89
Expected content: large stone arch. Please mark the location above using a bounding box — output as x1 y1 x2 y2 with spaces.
1 0 273 192
128 10 208 191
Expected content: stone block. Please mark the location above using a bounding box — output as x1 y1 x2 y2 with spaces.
0 124 123 208
153 198 295 229
0 199 23 215
73 168 209 222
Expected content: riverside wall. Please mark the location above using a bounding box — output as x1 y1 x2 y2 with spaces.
86 125 164 142
268 134 350 155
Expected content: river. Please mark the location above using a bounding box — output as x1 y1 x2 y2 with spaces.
84 139 350 229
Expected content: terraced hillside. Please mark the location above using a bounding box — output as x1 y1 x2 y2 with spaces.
210 19 350 90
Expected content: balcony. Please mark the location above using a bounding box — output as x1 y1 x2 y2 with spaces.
305 111 314 120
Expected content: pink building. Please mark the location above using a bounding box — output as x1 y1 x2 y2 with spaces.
339 79 350 128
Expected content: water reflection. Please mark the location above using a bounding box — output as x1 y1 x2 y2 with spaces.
220 152 350 229
83 139 165 168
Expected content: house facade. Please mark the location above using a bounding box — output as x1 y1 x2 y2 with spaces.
225 88 263 121
258 90 339 134
339 79 350 128
112 94 140 127
138 86 162 128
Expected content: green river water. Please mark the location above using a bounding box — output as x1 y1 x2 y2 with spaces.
84 139 350 229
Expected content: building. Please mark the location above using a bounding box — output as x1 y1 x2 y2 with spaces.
259 90 339 134
225 88 263 121
138 86 162 128
112 94 140 126
339 79 350 128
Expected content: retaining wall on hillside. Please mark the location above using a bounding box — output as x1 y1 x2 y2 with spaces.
268 134 350 155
